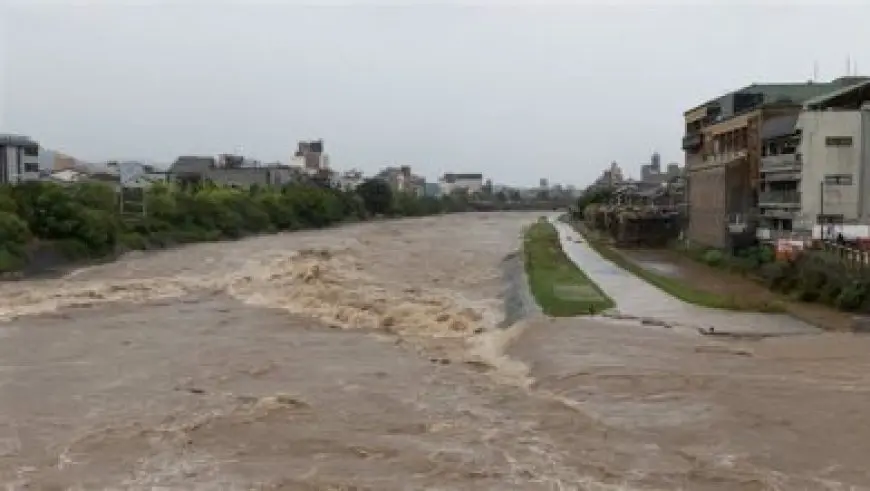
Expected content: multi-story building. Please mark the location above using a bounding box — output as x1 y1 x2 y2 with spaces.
0 134 40 184
798 81 870 232
682 77 868 248
756 113 802 239
640 153 659 182
169 155 295 188
753 80 870 241
333 169 365 191
640 153 682 185
292 140 329 175
376 166 425 196
591 161 625 190
439 173 484 195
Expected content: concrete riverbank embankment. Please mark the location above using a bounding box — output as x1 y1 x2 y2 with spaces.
499 250 540 328
550 218 819 336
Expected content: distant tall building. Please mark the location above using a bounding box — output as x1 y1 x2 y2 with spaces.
539 178 549 189
641 152 668 183
592 161 624 189
295 139 326 170
292 139 329 175
651 152 661 172
608 161 624 183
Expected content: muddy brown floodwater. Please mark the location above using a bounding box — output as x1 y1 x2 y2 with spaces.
1 212 870 490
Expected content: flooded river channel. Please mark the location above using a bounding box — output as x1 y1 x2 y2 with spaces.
1 212 869 490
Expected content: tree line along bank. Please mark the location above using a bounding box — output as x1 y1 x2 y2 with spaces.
0 179 560 275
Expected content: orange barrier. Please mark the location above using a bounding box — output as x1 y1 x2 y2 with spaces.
775 239 805 261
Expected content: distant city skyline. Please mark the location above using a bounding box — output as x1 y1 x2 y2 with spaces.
5 3 870 187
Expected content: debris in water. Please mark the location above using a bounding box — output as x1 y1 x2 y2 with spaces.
695 345 753 357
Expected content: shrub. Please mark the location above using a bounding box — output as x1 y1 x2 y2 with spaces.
755 246 775 264
0 211 29 272
793 256 832 302
119 232 149 251
73 208 119 255
836 281 868 311
356 179 393 216
255 191 301 231
0 211 29 248
759 261 794 291
0 186 17 213
0 247 24 273
702 249 724 267
394 192 425 217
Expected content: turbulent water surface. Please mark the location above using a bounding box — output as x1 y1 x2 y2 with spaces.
1 212 870 490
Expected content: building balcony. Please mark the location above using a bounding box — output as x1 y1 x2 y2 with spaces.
756 228 810 242
727 209 757 234
761 171 801 183
759 208 798 220
758 190 801 207
761 154 801 173
682 133 703 151
703 149 748 166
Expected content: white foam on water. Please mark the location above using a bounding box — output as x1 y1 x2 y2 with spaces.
466 318 536 389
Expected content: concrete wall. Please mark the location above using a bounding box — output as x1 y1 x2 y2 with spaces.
797 110 865 225
687 166 728 247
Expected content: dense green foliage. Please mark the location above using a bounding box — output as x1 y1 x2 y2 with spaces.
753 250 870 312
569 186 613 220
523 218 614 316
356 178 393 216
682 242 870 313
0 179 479 274
680 244 775 276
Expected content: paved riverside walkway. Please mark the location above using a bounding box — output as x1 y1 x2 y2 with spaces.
551 218 818 336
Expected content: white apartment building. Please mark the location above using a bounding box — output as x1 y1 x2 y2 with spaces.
0 134 40 184
438 173 483 195
797 81 870 230
334 169 365 191
754 80 870 241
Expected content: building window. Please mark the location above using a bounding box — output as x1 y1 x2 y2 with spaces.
824 174 853 185
825 136 853 147
24 162 39 173
23 145 39 157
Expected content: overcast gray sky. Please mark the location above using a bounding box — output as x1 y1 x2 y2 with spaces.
3 1 870 186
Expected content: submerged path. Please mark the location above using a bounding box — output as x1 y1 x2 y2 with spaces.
551 218 818 335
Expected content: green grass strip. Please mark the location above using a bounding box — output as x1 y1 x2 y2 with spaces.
523 219 615 316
